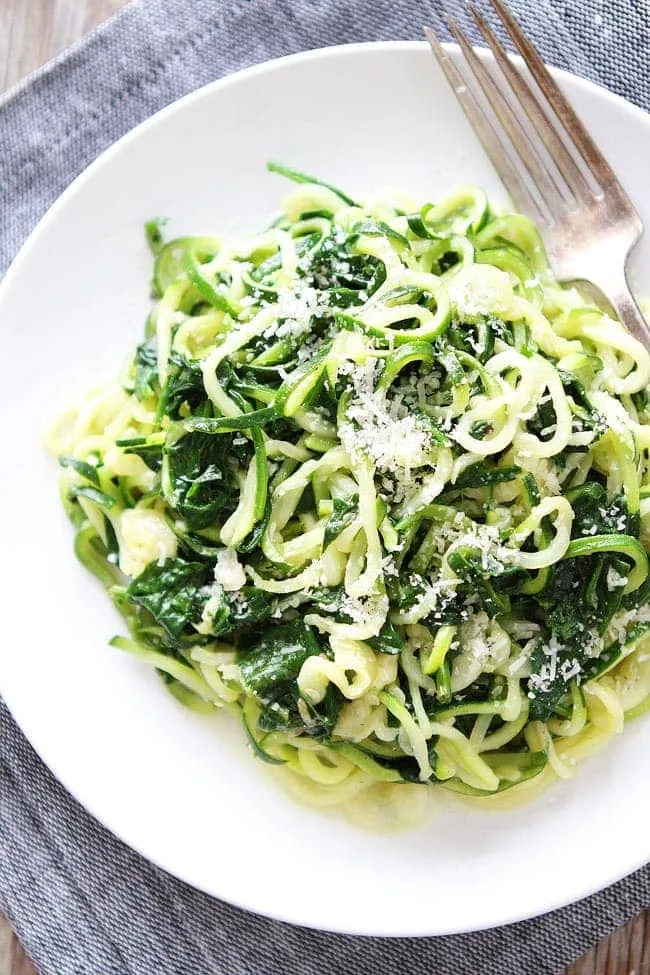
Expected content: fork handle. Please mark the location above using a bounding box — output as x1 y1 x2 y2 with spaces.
601 270 650 348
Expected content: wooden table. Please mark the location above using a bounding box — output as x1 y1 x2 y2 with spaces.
1 1 649 972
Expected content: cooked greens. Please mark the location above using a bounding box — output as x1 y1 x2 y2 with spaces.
49 166 650 822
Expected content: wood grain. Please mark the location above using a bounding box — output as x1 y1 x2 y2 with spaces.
0 0 648 972
0 917 37 975
0 0 127 91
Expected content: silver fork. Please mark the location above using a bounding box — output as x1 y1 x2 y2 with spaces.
424 0 650 346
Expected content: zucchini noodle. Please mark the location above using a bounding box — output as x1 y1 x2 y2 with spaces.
48 162 650 829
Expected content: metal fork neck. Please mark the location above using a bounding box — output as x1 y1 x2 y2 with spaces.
570 266 650 348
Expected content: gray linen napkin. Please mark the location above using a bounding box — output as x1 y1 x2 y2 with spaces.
2 2 650 973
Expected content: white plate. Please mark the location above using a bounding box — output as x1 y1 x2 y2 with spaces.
1 42 650 938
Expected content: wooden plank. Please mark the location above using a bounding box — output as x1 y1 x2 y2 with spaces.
0 0 648 972
1 0 127 91
0 921 13 975
565 910 650 974
0 914 35 975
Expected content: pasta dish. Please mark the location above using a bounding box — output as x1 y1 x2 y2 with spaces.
48 164 650 824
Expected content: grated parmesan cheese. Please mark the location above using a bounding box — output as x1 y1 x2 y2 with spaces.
338 358 437 504
392 576 458 626
433 516 512 574
528 635 564 693
606 566 628 591
606 604 650 645
340 590 389 631
264 286 331 341
214 548 247 591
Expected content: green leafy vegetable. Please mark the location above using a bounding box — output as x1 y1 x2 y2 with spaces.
126 558 212 638
238 620 340 734
52 166 650 821
60 456 100 486
323 495 358 550
163 431 236 531
132 336 159 401
144 218 167 256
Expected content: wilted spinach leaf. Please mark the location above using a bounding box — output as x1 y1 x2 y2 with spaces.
161 353 208 419
568 485 634 539
59 456 100 486
230 586 277 628
117 434 164 472
302 230 386 300
323 495 358 550
453 462 521 490
132 336 159 402
164 431 235 530
238 620 340 734
207 585 278 637
127 557 211 638
367 620 404 655
385 573 427 611
446 547 514 617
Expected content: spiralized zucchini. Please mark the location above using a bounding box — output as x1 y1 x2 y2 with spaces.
48 162 650 828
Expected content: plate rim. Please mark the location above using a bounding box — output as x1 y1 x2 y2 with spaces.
2 39 650 937
4 38 650 297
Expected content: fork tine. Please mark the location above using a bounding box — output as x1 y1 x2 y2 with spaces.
443 13 566 217
423 26 544 222
467 2 593 205
489 0 625 198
